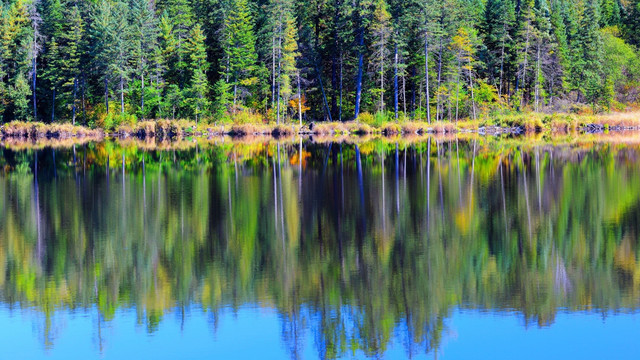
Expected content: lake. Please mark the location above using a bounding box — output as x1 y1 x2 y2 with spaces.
1 135 639 359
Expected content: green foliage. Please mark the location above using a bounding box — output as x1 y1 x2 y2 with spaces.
1 0 640 125
8 72 31 121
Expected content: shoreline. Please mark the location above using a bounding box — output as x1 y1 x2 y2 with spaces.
2 112 640 142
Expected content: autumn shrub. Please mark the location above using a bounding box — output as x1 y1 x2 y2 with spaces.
230 109 265 125
356 112 377 126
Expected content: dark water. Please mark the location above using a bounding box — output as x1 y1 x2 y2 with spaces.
1 137 639 359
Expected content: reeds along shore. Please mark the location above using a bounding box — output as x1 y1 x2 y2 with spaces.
2 112 640 141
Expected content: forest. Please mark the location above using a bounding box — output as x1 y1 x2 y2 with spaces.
1 0 640 129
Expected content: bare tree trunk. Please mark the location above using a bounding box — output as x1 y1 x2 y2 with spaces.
498 22 507 98
141 66 145 117
339 53 343 121
72 78 77 125
354 12 365 119
380 32 385 113
51 87 55 122
468 61 476 120
535 41 541 112
425 30 431 123
297 72 302 127
120 76 125 113
32 54 37 121
437 38 443 121
455 53 461 122
105 77 109 113
394 43 399 120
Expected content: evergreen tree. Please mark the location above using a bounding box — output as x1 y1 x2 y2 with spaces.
8 72 30 119
1 0 33 121
269 0 299 123
129 0 160 118
186 23 210 122
370 0 391 113
600 0 620 27
158 0 194 89
570 0 604 108
622 0 640 46
222 0 258 109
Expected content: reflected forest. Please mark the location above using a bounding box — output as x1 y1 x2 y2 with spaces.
1 137 639 358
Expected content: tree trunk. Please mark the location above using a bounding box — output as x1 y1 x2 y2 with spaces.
141 69 145 117
437 38 443 121
425 30 431 123
380 32 384 113
535 42 541 112
72 78 77 125
120 76 124 113
105 77 109 114
82 76 86 123
499 22 506 98
276 30 282 124
394 43 399 121
317 66 332 121
455 53 461 122
468 62 476 120
339 52 343 122
32 55 37 121
51 87 55 123
354 26 364 119
297 72 302 127
272 36 276 110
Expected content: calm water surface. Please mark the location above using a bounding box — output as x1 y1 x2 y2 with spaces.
0 137 639 359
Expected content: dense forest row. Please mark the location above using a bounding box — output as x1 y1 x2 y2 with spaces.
1 0 639 128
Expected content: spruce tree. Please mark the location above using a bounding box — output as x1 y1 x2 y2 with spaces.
186 23 210 123
622 0 640 46
269 0 299 123
130 0 160 118
370 0 391 113
571 0 604 108
222 0 258 109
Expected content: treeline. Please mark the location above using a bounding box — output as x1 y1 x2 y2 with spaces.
1 0 640 126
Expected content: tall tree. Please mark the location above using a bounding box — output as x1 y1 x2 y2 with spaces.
370 0 391 113
129 0 160 118
222 0 258 110
269 0 299 123
186 23 210 123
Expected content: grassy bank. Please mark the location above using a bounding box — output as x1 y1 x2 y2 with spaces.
0 121 104 140
2 112 639 141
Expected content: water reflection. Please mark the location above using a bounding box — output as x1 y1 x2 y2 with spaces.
0 136 639 358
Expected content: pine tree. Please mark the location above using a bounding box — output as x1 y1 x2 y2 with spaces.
570 0 604 108
186 23 210 123
451 27 478 120
622 0 640 46
8 72 30 120
269 0 299 123
158 0 194 90
28 0 43 121
532 0 552 110
222 0 258 110
0 0 33 121
479 0 515 96
548 0 568 101
353 0 374 119
370 0 391 114
600 0 620 27
130 0 160 118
